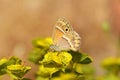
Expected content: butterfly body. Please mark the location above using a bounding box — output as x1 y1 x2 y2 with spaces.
51 17 81 51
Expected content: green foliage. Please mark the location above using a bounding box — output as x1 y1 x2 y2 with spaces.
97 74 119 80
96 57 120 80
0 56 31 80
28 37 52 64
101 57 120 74
101 21 110 33
29 37 92 80
32 37 53 48
40 51 72 67
0 58 8 75
81 65 95 80
69 51 92 64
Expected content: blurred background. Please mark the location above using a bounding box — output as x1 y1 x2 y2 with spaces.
0 0 120 79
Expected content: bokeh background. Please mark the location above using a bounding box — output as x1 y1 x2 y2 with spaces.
0 0 120 80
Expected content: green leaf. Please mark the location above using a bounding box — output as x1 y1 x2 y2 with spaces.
98 74 119 80
101 57 120 73
0 57 23 76
73 63 83 74
53 52 72 66
28 48 47 64
69 51 92 64
32 37 52 48
0 56 31 79
52 71 85 80
0 58 8 75
40 51 72 68
36 65 58 78
40 52 56 64
36 76 50 80
29 37 53 64
0 58 8 65
79 54 93 64
6 56 22 66
7 64 31 79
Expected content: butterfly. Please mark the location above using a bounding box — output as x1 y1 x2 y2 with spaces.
50 17 81 51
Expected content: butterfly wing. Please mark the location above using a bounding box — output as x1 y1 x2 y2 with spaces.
69 31 81 51
52 17 72 51
51 27 71 51
55 36 71 51
52 17 81 51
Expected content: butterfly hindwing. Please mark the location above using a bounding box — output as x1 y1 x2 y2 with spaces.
55 37 71 51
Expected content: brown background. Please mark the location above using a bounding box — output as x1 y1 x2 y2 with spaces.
0 0 120 80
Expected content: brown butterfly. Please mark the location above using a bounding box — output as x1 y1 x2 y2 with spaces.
51 17 81 51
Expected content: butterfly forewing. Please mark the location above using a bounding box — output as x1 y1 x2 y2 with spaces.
52 26 65 44
55 17 73 34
